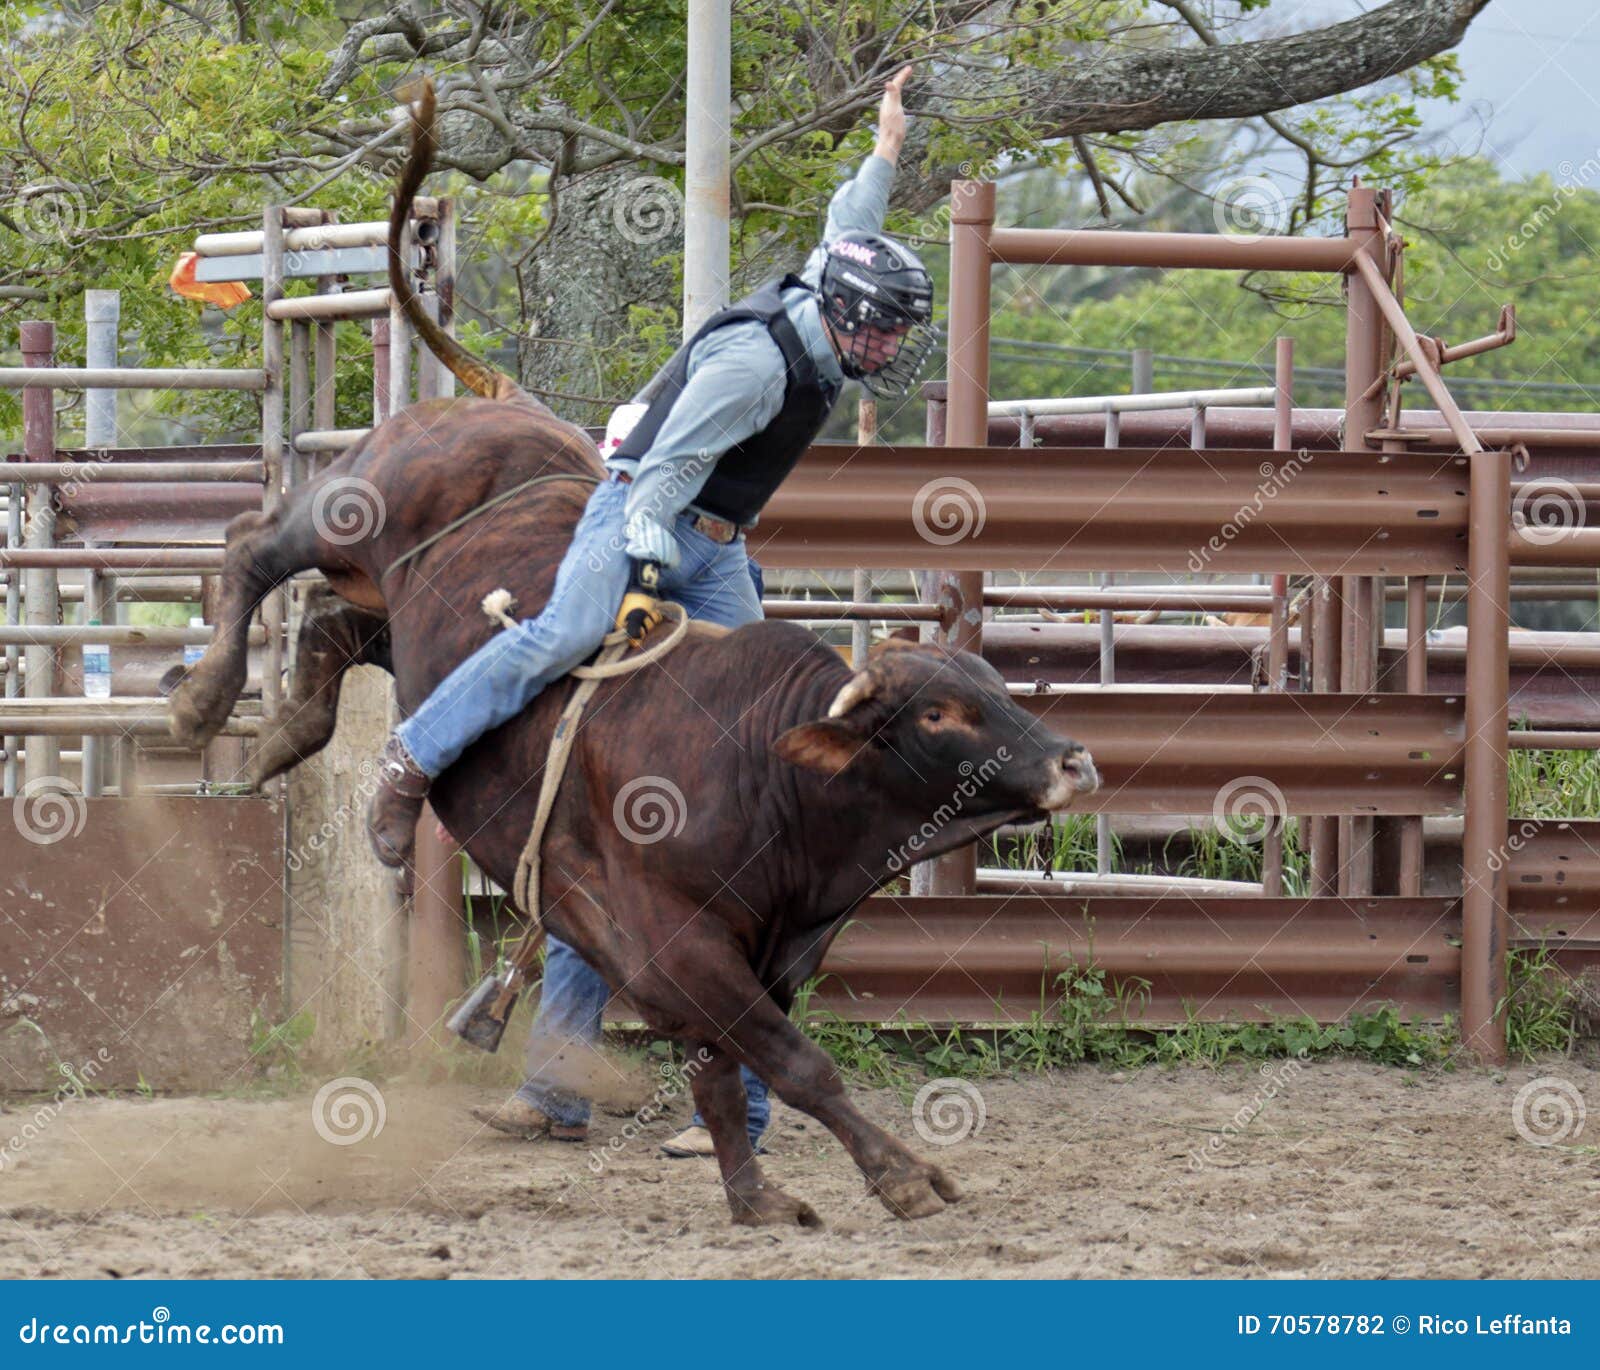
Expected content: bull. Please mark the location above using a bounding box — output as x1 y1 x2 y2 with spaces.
167 99 1098 1227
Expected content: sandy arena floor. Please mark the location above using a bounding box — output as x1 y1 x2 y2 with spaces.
2 1058 1596 1279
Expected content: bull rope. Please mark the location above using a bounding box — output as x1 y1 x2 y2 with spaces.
379 471 604 584
476 593 692 1017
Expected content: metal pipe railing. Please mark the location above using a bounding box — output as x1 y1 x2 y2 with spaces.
0 367 266 391
987 385 1275 418
0 462 263 483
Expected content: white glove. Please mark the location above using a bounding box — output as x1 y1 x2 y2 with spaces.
623 513 680 569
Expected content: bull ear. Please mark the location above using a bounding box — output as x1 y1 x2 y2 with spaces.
774 720 867 777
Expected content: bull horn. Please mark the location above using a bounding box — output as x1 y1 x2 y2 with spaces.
826 670 876 719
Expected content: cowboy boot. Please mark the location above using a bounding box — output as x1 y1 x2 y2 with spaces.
367 733 431 869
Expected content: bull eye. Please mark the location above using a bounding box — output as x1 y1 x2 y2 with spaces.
922 708 943 725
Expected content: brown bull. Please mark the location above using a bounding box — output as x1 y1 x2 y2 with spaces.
167 83 1098 1226
166 393 1098 1225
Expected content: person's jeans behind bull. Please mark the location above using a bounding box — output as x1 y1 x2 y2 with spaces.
460 476 771 1146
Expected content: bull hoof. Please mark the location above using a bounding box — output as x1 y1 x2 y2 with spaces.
729 1184 822 1229
167 676 228 751
874 1163 963 1220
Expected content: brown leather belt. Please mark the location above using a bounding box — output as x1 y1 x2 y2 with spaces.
609 469 748 545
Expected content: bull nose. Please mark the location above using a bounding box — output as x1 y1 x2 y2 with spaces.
1059 743 1099 795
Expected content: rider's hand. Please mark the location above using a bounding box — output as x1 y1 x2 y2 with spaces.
874 65 912 164
615 560 664 647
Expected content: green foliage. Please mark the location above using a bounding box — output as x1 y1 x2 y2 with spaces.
2 1 1479 438
793 964 1457 1088
246 1006 316 1085
1500 947 1581 1061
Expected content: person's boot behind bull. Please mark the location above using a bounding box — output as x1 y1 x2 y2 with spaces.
367 64 932 870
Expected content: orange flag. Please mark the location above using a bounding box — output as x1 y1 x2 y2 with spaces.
168 252 252 309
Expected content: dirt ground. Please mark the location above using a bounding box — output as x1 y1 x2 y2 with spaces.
1 1057 1596 1279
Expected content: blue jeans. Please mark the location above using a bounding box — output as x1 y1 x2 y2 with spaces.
398 475 763 776
517 936 771 1147
409 473 770 1142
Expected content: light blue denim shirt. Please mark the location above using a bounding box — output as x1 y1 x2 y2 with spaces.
609 153 896 565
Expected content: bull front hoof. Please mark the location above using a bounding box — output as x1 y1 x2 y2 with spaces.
874 1163 963 1220
729 1184 823 1230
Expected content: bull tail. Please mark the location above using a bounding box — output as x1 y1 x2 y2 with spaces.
389 80 532 407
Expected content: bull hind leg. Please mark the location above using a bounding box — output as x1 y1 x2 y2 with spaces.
684 1045 820 1229
247 586 391 790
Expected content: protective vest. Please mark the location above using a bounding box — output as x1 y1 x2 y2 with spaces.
614 274 840 525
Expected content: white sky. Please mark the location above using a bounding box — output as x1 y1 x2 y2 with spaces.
1276 0 1600 179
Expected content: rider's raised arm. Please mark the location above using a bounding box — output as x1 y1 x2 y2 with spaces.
800 156 895 290
619 321 787 567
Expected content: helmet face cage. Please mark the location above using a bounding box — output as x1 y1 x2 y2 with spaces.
820 232 937 399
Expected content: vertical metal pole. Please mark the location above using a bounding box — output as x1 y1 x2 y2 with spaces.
2 476 20 797
1463 448 1510 1062
1095 403 1123 877
1399 575 1428 896
436 196 458 360
388 216 413 419
933 180 995 900
852 397 877 669
372 318 391 424
1131 347 1154 396
84 290 121 798
84 291 120 445
289 320 311 489
261 208 285 735
1310 575 1342 894
1341 183 1387 898
1262 335 1294 897
21 321 60 784
311 209 339 471
683 0 731 335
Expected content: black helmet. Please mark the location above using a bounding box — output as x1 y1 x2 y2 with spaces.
818 230 936 398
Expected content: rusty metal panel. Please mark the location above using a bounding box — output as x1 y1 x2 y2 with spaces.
0 797 282 1090
757 445 1470 576
817 895 1462 1023
56 484 260 544
1014 688 1465 816
1508 821 1600 969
